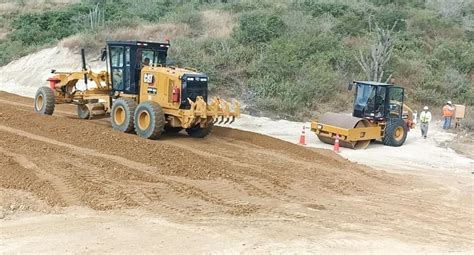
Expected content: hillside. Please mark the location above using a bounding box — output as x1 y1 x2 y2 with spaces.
0 0 473 121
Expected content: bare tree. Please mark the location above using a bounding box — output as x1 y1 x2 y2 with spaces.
89 3 105 31
356 22 398 82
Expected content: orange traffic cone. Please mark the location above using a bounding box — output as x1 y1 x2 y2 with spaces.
298 125 306 145
333 134 340 153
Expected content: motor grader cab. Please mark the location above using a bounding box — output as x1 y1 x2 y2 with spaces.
311 81 414 149
106 41 168 95
33 40 240 139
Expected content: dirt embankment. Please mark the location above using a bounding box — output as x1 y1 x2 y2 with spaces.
0 91 473 251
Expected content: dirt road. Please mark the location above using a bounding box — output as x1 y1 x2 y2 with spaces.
0 92 473 253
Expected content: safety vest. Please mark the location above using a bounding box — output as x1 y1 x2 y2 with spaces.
443 105 454 117
420 111 431 123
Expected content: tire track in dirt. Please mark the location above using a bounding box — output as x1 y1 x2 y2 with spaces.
0 98 74 116
0 147 82 206
1 92 473 251
162 139 287 198
0 125 261 214
0 124 161 173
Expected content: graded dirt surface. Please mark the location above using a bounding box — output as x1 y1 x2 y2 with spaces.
0 92 473 253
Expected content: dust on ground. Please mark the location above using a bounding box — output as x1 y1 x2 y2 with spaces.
450 131 474 160
0 92 473 254
226 114 474 176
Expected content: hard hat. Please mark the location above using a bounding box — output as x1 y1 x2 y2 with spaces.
447 100 452 105
423 106 429 110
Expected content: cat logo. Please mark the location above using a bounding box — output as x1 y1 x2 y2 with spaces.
144 73 154 84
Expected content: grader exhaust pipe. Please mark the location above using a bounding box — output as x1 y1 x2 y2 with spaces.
81 49 88 90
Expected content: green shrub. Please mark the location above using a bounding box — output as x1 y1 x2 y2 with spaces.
9 9 84 45
223 0 273 13
373 7 407 31
412 86 444 105
336 12 368 36
459 107 474 132
441 69 474 105
293 1 350 18
408 10 457 39
233 11 285 43
431 40 474 73
368 0 424 8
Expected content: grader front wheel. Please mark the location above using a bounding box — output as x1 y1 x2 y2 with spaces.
34 87 55 115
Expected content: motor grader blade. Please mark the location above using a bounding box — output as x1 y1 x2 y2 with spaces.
86 103 106 118
311 112 381 149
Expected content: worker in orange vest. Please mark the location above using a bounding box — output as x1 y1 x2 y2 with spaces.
442 101 455 129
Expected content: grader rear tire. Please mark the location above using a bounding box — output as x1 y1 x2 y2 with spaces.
134 101 166 139
383 118 408 147
111 98 137 133
34 87 55 115
186 123 213 138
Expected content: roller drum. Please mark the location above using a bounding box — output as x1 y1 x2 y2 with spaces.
316 112 371 149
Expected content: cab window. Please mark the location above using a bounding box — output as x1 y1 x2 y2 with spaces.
141 50 167 66
110 46 124 90
111 46 124 67
388 87 404 118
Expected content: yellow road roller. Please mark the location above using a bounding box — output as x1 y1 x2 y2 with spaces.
311 81 414 149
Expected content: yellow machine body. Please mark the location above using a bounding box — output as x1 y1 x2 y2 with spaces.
47 66 239 128
136 66 240 128
311 81 414 149
35 41 239 139
311 113 382 149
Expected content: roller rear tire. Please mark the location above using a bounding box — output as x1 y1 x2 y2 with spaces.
383 118 408 147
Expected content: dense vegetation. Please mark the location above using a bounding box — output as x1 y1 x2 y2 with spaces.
1 0 473 121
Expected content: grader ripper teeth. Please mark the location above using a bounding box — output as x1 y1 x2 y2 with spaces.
185 96 240 128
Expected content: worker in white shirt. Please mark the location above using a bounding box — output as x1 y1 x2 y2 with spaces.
419 106 432 139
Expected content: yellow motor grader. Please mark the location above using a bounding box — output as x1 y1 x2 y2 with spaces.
34 40 240 139
311 81 415 149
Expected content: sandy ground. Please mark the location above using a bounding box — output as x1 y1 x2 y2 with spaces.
226 115 474 176
0 47 473 253
0 92 472 254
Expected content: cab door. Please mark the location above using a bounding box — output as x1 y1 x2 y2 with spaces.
387 86 404 119
109 46 133 93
